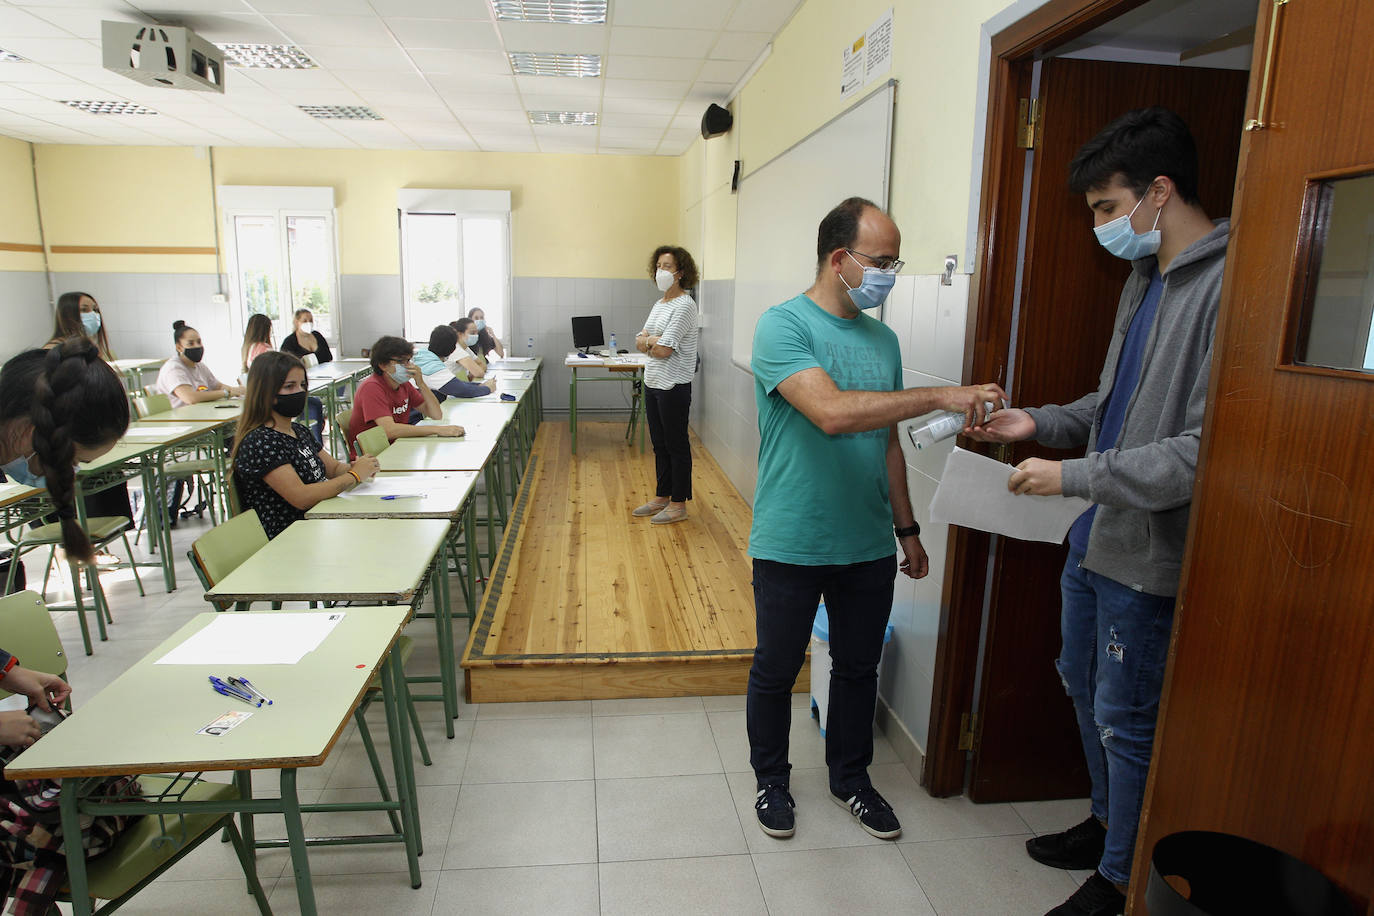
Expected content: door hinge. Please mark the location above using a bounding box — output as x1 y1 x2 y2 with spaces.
958 712 979 752
1017 97 1041 149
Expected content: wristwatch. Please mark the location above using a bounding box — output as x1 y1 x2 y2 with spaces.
0 655 18 681
894 523 920 539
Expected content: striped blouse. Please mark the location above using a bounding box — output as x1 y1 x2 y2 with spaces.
641 293 698 390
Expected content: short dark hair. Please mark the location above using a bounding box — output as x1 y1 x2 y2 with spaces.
428 324 459 359
369 335 413 375
454 317 475 335
816 197 879 271
1068 107 1200 204
649 245 699 291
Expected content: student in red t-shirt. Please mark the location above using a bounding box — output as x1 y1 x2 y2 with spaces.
347 335 464 456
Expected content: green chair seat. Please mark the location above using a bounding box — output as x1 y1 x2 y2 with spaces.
21 516 129 546
164 458 217 477
356 425 389 458
82 776 240 902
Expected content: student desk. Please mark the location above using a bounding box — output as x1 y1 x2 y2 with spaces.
0 481 49 544
107 357 163 391
137 400 242 520
438 399 528 494
5 606 418 916
485 356 544 422
564 352 647 454
307 361 372 456
202 518 463 733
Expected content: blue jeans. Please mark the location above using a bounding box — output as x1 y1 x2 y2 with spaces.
747 555 896 794
1058 552 1176 885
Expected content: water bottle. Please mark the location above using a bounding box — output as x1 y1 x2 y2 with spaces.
526 336 534 355
907 403 997 450
608 332 617 354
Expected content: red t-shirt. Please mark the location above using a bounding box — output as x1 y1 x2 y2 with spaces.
347 373 424 455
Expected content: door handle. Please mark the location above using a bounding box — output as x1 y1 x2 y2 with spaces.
1245 0 1290 131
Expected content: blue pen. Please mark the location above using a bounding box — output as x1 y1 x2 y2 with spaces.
229 676 273 705
209 676 261 707
379 494 420 501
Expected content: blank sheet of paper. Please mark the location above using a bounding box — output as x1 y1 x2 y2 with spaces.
336 474 465 498
155 612 346 665
929 447 1092 544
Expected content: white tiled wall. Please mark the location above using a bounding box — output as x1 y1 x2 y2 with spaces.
1 271 53 363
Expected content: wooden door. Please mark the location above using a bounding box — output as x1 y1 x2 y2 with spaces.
961 58 1249 803
1131 1 1374 911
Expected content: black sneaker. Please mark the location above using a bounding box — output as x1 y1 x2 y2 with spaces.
754 785 795 838
1044 871 1125 916
1026 814 1106 869
831 786 902 839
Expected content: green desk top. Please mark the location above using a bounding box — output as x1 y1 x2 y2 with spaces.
307 364 356 384
120 419 224 447
4 607 409 779
140 400 245 423
375 437 499 472
79 439 162 473
486 357 542 371
432 400 517 435
107 358 163 372
306 472 479 519
0 482 43 508
204 517 451 603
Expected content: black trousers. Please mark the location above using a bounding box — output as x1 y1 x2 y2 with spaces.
644 381 692 502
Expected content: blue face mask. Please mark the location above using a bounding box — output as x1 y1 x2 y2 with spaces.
474 319 486 331
391 363 411 385
1 453 43 489
466 334 479 347
840 251 898 311
81 311 102 336
1094 194 1161 260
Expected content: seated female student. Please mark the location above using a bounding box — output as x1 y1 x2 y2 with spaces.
447 318 487 380
280 308 333 366
46 291 115 361
467 307 506 359
155 321 244 408
231 352 379 539
244 313 322 446
345 335 463 456
413 325 496 403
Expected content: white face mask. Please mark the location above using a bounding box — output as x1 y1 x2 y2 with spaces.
655 269 675 293
300 322 314 335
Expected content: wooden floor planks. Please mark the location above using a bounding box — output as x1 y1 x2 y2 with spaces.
462 419 807 702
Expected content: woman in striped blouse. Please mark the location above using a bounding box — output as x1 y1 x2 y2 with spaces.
632 245 700 525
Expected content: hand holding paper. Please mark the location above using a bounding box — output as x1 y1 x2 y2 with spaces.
930 447 1090 544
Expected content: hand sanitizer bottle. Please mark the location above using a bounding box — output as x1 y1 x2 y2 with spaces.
907 404 997 450
527 336 534 355
608 332 617 355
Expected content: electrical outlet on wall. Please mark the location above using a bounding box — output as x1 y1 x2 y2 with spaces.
211 293 227 303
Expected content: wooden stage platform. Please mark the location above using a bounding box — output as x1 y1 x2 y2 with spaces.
461 420 807 702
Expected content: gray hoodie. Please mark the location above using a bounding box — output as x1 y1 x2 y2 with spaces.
1026 219 1229 596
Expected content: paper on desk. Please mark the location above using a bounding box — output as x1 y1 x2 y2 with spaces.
498 357 538 364
155 612 346 665
123 424 199 438
337 474 464 498
929 447 1092 544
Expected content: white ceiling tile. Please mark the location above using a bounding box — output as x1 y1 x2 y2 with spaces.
496 22 606 55
368 0 490 18
686 81 733 104
600 95 679 115
602 78 687 99
353 88 443 108
0 62 68 84
599 145 658 155
426 72 518 94
260 87 366 105
455 108 527 126
612 0 734 29
153 13 283 44
520 94 598 113
233 68 347 90
0 6 65 39
247 0 375 13
608 27 716 59
299 45 415 71
0 85 41 100
0 38 101 66
710 31 771 62
697 58 748 84
126 1 255 12
372 105 454 122
514 75 601 100
656 136 694 155
408 49 509 75
473 135 537 152
268 15 397 47
605 55 699 81
20 4 145 41
669 112 697 130
336 70 431 93
726 0 801 34
599 111 670 129
433 90 520 110
399 128 477 149
384 19 502 51
598 126 664 142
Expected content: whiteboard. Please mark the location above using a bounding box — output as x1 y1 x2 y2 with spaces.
732 81 896 372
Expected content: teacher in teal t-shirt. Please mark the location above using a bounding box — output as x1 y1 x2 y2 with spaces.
745 197 1006 844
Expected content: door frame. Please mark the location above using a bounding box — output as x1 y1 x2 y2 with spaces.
923 0 1159 796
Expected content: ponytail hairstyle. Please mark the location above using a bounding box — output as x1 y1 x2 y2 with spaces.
0 339 130 564
230 351 304 472
52 291 116 360
241 313 273 372
466 307 497 356
172 319 196 346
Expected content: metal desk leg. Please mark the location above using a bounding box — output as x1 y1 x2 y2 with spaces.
465 501 479 619
236 770 256 860
61 780 93 916
569 366 577 454
639 369 648 453
381 652 422 888
431 564 457 737
280 768 318 916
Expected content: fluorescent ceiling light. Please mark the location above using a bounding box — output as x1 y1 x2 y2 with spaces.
509 51 600 77
63 100 158 114
299 105 383 120
492 0 607 24
218 44 316 69
528 110 597 125
0 49 27 63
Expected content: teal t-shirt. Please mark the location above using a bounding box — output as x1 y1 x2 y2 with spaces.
749 294 904 565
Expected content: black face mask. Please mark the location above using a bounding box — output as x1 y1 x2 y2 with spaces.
183 346 205 363
274 391 308 418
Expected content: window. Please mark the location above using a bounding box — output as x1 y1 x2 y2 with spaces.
398 189 511 345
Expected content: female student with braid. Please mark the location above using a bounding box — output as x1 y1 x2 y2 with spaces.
231 351 379 538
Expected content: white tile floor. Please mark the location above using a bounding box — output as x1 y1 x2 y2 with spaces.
25 513 1091 915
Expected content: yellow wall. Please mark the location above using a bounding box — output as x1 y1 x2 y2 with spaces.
0 135 44 272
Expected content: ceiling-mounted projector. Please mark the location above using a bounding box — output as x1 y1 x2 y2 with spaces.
101 20 225 93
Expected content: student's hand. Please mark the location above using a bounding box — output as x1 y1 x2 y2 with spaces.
435 425 465 438
226 385 245 398
402 361 422 383
2 665 71 711
1008 458 1062 496
483 378 498 392
964 407 1035 444
897 534 929 580
351 454 380 483
0 710 41 748
943 383 1008 430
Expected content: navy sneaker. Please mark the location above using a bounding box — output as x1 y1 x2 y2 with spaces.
1044 871 1125 916
831 786 902 839
754 784 795 838
1026 815 1106 870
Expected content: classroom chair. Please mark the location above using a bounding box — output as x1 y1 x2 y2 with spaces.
0 590 270 915
356 425 390 458
333 407 352 458
132 392 222 527
4 516 142 657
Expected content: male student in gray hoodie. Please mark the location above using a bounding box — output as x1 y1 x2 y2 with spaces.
969 107 1228 916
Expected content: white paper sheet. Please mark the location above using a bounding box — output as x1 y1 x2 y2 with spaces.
123 424 199 438
929 447 1092 544
156 612 346 665
336 474 463 499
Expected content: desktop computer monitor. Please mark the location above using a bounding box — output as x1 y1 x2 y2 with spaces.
571 315 605 354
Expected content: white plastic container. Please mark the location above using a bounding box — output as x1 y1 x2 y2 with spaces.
810 603 895 737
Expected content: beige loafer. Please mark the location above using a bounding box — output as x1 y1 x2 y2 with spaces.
651 506 688 525
632 500 669 517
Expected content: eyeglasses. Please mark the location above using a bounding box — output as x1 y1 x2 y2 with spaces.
846 248 904 272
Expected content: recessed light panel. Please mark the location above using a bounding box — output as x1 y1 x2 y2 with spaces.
528 110 597 126
63 100 158 114
219 44 317 69
509 51 601 77
0 49 27 63
492 0 607 24
299 105 383 120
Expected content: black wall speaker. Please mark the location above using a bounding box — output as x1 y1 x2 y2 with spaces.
700 103 733 139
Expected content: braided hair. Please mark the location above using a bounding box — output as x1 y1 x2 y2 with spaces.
0 338 131 563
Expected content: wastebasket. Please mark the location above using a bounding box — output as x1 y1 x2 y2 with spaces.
1146 831 1354 915
809 602 894 737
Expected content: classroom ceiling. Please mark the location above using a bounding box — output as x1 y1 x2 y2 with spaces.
0 0 800 155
